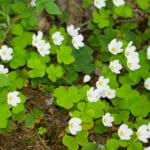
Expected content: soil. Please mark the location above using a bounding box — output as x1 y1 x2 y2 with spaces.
0 87 69 150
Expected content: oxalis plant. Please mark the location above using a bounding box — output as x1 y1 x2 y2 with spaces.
0 0 150 149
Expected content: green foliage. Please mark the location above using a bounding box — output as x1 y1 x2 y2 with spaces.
137 0 149 10
57 46 75 64
27 52 46 78
0 0 150 149
113 4 133 18
38 126 47 135
46 64 64 82
53 86 80 109
36 0 61 15
106 139 119 150
73 46 95 74
93 9 112 29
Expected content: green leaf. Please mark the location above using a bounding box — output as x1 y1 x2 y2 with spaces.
106 139 119 150
10 46 27 69
45 0 61 15
93 9 112 29
11 2 26 13
0 74 10 88
127 141 143 150
53 86 80 109
63 135 79 150
27 52 46 78
76 130 89 146
25 114 34 128
32 108 43 119
11 24 23 36
137 0 149 10
131 95 150 117
12 104 25 114
36 0 61 15
73 46 95 74
46 64 64 82
113 4 132 18
57 46 75 65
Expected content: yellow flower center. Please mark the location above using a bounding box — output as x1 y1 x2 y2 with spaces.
2 51 7 56
103 118 108 123
9 96 13 102
98 81 103 86
111 47 117 53
69 123 74 128
137 131 142 138
119 130 125 136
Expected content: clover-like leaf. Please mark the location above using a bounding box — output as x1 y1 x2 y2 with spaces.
73 46 95 74
63 135 79 150
46 64 64 82
27 52 46 78
53 86 80 109
113 4 132 18
57 46 75 65
10 46 28 69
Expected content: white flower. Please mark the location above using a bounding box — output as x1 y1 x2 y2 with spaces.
105 88 116 99
94 0 106 9
0 64 8 74
7 91 21 107
72 34 84 49
109 59 123 74
96 76 109 92
87 87 100 102
30 0 36 7
108 39 123 55
102 113 114 127
144 77 150 90
67 24 80 37
124 41 136 58
68 117 82 135
126 52 140 71
112 0 125 7
32 31 43 47
147 46 150 60
137 125 150 143
37 40 50 57
83 75 91 83
144 146 150 150
118 124 133 140
52 31 64 46
0 45 13 61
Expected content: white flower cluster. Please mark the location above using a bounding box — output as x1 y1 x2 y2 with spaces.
83 74 91 83
68 117 82 135
0 64 8 74
101 112 150 142
94 0 125 9
147 46 150 60
109 59 123 74
136 123 150 143
144 146 150 150
117 123 150 142
67 24 84 49
32 31 51 57
102 112 114 127
0 45 13 61
144 77 150 90
30 0 36 7
125 41 140 71
52 31 64 46
7 91 21 107
108 39 140 72
118 124 133 140
87 76 116 102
